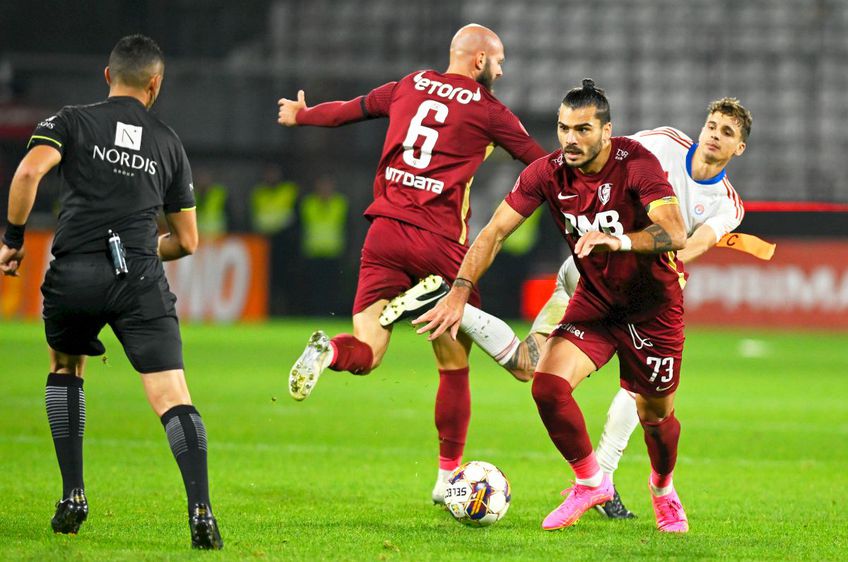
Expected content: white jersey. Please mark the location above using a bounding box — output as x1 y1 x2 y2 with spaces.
628 126 744 240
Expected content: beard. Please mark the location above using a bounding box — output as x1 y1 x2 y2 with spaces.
563 137 603 169
476 59 495 92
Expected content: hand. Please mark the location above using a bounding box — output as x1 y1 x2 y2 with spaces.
0 244 24 276
574 231 621 258
277 90 307 126
412 287 470 341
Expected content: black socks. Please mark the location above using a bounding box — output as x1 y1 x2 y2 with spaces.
45 373 86 498
161 404 211 510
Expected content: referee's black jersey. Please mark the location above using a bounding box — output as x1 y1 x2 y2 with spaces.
28 96 195 257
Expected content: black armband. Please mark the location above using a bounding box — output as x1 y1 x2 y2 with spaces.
2 222 25 250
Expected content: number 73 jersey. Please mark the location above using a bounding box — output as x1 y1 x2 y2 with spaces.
361 70 544 245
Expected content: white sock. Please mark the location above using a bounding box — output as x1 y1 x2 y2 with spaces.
575 471 603 488
596 388 640 475
460 304 520 365
651 481 674 497
437 468 454 483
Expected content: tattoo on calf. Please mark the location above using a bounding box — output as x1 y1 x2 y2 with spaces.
524 334 541 368
504 334 541 373
644 224 673 252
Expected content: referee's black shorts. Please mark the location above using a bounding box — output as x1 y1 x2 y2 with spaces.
41 253 184 373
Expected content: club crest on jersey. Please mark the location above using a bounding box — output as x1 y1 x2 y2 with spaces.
598 183 612 205
694 203 705 215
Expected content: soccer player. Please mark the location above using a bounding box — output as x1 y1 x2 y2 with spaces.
416 80 692 532
392 97 754 518
276 24 546 501
0 35 222 549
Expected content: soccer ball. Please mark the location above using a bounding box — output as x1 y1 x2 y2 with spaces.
444 461 511 527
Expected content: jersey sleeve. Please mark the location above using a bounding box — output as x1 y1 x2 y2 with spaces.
27 107 72 156
487 104 547 165
163 143 196 213
704 191 744 239
363 81 398 118
628 144 676 209
295 81 396 126
504 159 549 217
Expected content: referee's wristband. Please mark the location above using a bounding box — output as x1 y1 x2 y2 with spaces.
615 233 632 252
2 222 25 250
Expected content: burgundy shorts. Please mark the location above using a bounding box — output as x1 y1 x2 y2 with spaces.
550 299 685 397
353 217 481 314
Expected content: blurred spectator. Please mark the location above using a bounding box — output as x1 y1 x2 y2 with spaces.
193 167 231 237
299 175 349 315
250 163 299 235
250 163 300 314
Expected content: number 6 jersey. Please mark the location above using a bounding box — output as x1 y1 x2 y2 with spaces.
297 70 546 245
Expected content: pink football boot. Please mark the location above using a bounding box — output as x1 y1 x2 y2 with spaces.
542 474 614 530
651 487 689 533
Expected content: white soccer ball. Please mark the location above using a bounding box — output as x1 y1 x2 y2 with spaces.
444 461 511 527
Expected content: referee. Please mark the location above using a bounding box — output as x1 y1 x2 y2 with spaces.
0 35 222 549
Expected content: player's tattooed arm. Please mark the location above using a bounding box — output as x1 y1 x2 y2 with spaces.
414 202 528 341
643 224 674 252
632 201 687 253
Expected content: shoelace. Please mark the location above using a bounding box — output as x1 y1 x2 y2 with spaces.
559 481 595 499
657 497 684 522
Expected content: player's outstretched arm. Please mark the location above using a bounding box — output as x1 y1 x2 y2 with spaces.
277 88 377 128
414 202 526 341
1 145 61 276
677 224 718 264
158 209 198 261
277 90 307 127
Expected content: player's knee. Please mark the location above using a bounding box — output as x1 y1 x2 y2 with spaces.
531 372 572 407
638 404 674 424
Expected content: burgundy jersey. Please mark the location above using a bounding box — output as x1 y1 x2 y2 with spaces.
506 137 685 322
360 71 544 245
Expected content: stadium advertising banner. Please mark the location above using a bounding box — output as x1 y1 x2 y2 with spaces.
684 239 848 329
0 231 268 323
520 239 848 330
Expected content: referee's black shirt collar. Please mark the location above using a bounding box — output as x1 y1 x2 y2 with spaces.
107 95 147 110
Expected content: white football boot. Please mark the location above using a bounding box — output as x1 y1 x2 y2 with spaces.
288 330 332 401
379 275 449 327
431 468 454 505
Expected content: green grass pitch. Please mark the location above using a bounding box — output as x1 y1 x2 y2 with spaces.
0 319 846 560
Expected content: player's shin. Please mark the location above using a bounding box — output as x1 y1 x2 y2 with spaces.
641 411 681 495
161 405 212 510
328 334 373 375
531 372 601 485
45 373 86 498
435 367 470 471
459 304 521 366
596 388 640 480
